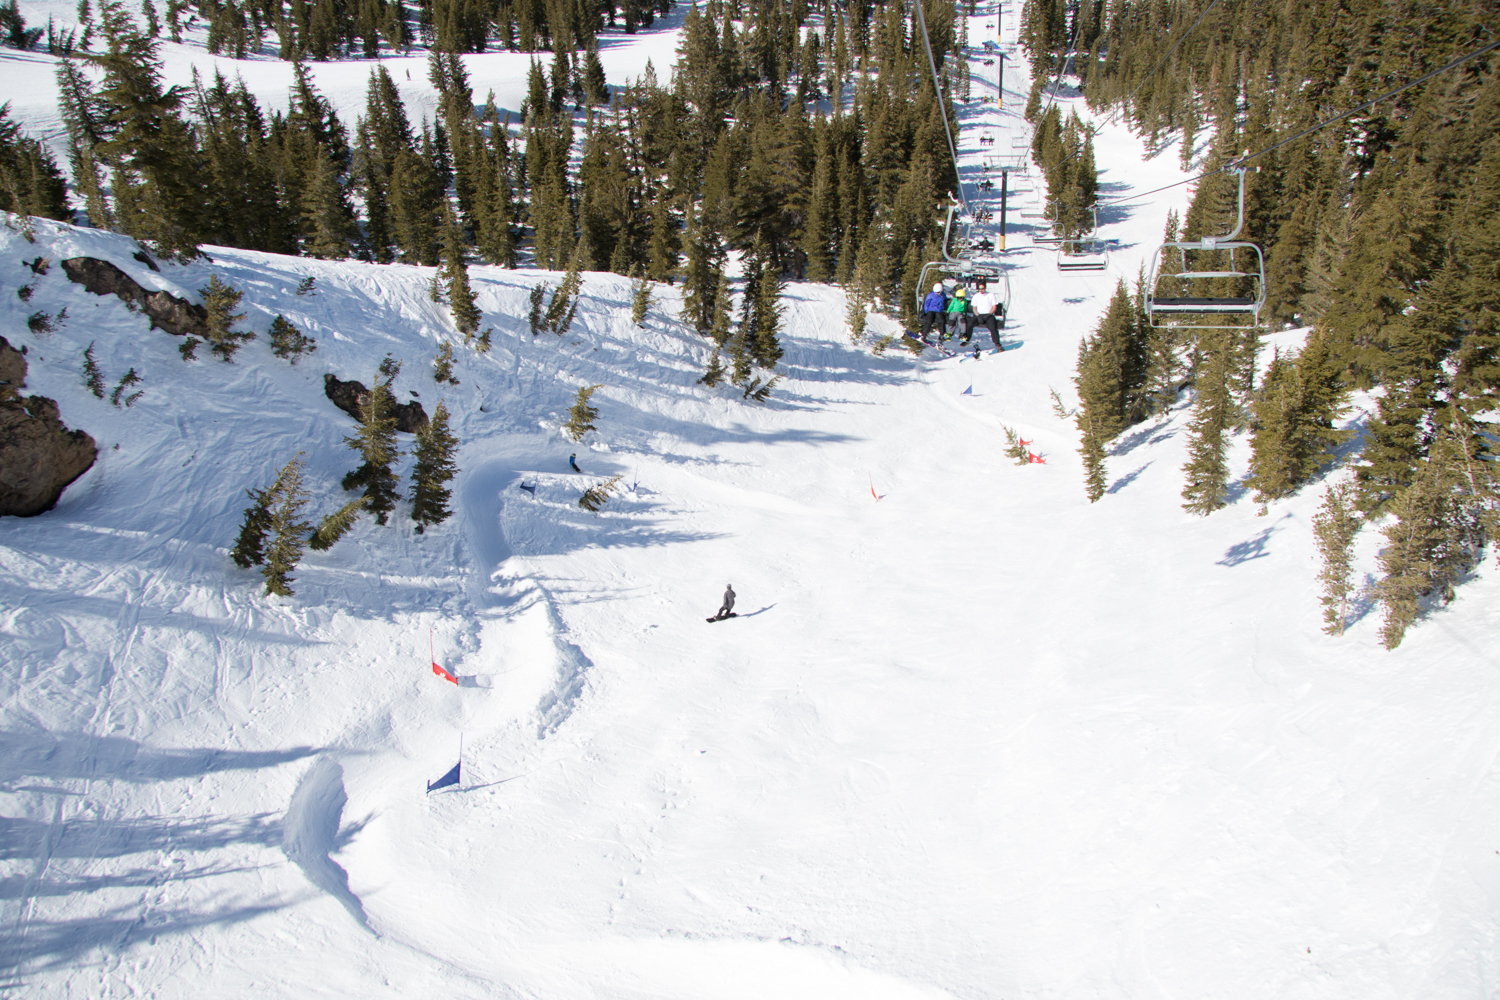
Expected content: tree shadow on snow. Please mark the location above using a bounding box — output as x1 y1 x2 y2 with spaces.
0 730 319 788
0 898 286 978
0 811 284 863
1217 518 1288 566
1107 463 1151 494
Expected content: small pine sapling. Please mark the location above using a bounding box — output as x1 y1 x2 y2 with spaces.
109 367 141 407
1049 387 1074 420
308 496 367 551
872 333 896 355
410 400 459 533
544 254 582 336
27 310 57 335
432 342 459 384
296 276 317 296
201 274 255 361
262 456 313 597
528 283 548 336
1002 425 1030 465
1312 482 1362 636
564 384 603 441
231 485 276 568
179 337 199 361
475 328 492 354
81 342 105 397
698 347 726 387
17 282 34 302
631 271 653 326
378 353 402 380
578 474 624 512
268 315 316 362
846 294 867 342
742 375 781 402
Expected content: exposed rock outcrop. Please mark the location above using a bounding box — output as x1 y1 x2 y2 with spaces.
0 342 97 517
324 374 428 433
62 257 208 337
0 335 25 399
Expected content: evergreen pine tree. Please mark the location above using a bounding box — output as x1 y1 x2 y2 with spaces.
433 341 459 383
709 270 733 346
201 274 254 361
308 496 366 551
749 250 783 369
268 314 316 361
231 484 275 568
410 399 459 532
341 375 401 524
698 346 726 386
631 269 653 326
262 454 313 597
1180 330 1235 516
441 201 482 337
300 143 358 258
81 341 105 397
564 384 602 441
1312 481 1362 636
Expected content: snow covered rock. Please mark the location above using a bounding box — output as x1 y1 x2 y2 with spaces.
323 372 428 433
61 256 209 337
0 393 97 517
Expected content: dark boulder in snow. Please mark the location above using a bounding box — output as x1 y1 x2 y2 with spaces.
62 257 209 337
323 373 428 433
0 393 97 517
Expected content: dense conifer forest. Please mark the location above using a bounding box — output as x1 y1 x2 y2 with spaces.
0 0 1495 644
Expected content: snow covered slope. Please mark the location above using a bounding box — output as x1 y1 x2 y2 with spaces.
3 7 1500 1000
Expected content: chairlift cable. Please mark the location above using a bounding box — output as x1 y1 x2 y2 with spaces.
1098 31 1500 209
1037 0 1087 130
914 0 970 216
1109 0 1223 125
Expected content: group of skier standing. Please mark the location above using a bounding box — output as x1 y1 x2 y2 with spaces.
918 281 1005 351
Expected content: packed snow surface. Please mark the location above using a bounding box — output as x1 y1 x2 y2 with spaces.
3 6 1499 1000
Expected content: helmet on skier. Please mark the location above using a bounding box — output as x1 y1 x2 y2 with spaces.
956 287 966 297
932 283 942 293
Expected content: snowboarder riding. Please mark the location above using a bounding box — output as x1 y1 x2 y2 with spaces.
710 584 736 621
569 453 581 473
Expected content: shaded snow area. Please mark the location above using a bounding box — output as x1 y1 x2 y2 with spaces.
4 7 1500 1000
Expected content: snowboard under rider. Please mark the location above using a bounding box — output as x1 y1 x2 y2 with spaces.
716 584 736 620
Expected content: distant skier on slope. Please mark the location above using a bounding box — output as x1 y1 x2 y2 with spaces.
709 584 736 622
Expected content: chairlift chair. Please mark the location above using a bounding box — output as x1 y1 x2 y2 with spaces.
1055 207 1109 270
1057 239 1110 271
1145 169 1267 329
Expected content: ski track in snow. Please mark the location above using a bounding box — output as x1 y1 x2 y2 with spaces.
3 4 1500 999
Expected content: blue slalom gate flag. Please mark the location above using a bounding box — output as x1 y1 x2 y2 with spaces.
427 760 460 793
961 384 973 395
427 734 462 793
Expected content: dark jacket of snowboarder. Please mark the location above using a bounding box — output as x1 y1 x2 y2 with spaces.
717 585 735 619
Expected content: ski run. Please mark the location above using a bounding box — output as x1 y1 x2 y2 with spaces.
2 3 1499 999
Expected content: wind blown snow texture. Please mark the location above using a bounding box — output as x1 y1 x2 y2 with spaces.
2 5 1500 1000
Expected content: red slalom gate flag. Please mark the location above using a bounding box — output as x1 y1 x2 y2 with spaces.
430 629 458 685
